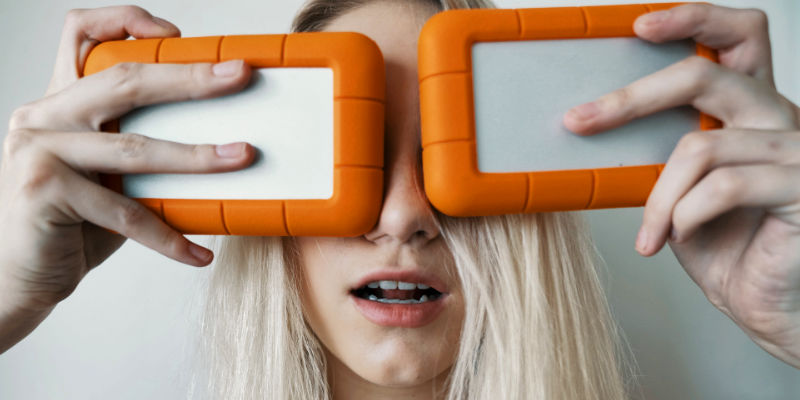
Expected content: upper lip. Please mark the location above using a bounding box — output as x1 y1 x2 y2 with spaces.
350 268 450 294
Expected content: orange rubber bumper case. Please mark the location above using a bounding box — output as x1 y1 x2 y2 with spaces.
418 3 721 216
83 33 385 236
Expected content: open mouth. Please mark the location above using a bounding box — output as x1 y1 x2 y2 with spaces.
351 280 444 304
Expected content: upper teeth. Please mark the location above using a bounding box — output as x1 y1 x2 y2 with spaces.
367 295 430 304
367 280 431 290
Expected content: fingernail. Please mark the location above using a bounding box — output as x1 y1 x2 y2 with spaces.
213 60 242 77
189 243 212 264
635 228 648 253
215 142 245 158
669 227 679 242
638 10 670 26
568 102 600 120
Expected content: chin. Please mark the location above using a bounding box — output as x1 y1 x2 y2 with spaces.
353 339 453 387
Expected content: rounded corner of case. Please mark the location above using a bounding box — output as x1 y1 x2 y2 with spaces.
425 187 470 218
338 205 381 237
285 32 384 100
84 38 162 76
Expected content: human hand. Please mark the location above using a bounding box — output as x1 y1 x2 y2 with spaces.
563 4 800 368
0 6 254 351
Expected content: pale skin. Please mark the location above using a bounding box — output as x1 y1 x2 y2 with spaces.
0 2 798 399
298 3 462 399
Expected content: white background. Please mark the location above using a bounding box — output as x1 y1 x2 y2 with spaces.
0 1 798 399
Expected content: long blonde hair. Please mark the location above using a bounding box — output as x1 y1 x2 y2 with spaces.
197 1 636 398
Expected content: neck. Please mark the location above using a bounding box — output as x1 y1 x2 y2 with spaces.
326 352 450 400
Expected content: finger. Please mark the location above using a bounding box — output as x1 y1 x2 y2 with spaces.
49 6 181 95
669 165 800 243
59 170 214 267
25 131 255 175
636 130 800 256
563 56 796 135
26 60 251 131
633 3 773 84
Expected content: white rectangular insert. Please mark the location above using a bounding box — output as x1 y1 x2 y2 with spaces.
120 68 334 199
472 38 698 173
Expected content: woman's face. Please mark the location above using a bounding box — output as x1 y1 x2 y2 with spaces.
295 0 465 392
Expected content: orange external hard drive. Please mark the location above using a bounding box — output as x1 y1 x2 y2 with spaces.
418 3 721 216
83 33 385 236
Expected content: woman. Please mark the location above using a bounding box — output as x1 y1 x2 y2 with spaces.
1 0 798 399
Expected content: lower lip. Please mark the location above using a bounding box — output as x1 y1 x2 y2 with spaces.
351 295 447 328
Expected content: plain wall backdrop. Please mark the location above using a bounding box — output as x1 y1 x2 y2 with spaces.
0 0 798 399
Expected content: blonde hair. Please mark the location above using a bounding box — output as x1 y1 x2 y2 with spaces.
197 1 637 399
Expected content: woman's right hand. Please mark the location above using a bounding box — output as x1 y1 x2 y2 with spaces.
0 6 254 352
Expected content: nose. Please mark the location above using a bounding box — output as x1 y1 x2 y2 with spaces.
363 152 440 247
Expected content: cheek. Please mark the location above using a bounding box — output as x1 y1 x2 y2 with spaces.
296 238 345 341
296 237 365 358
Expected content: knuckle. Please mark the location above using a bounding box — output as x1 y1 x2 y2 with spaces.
694 4 715 24
3 129 35 159
63 9 86 28
107 62 142 99
162 229 186 256
117 199 150 233
118 5 150 19
682 56 718 92
670 203 688 235
9 104 34 130
645 194 671 218
114 133 149 160
676 131 717 162
606 87 633 114
744 8 769 32
674 3 712 26
188 64 212 98
670 195 695 227
191 144 215 167
707 168 744 203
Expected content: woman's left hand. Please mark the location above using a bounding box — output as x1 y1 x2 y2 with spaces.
563 3 800 369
